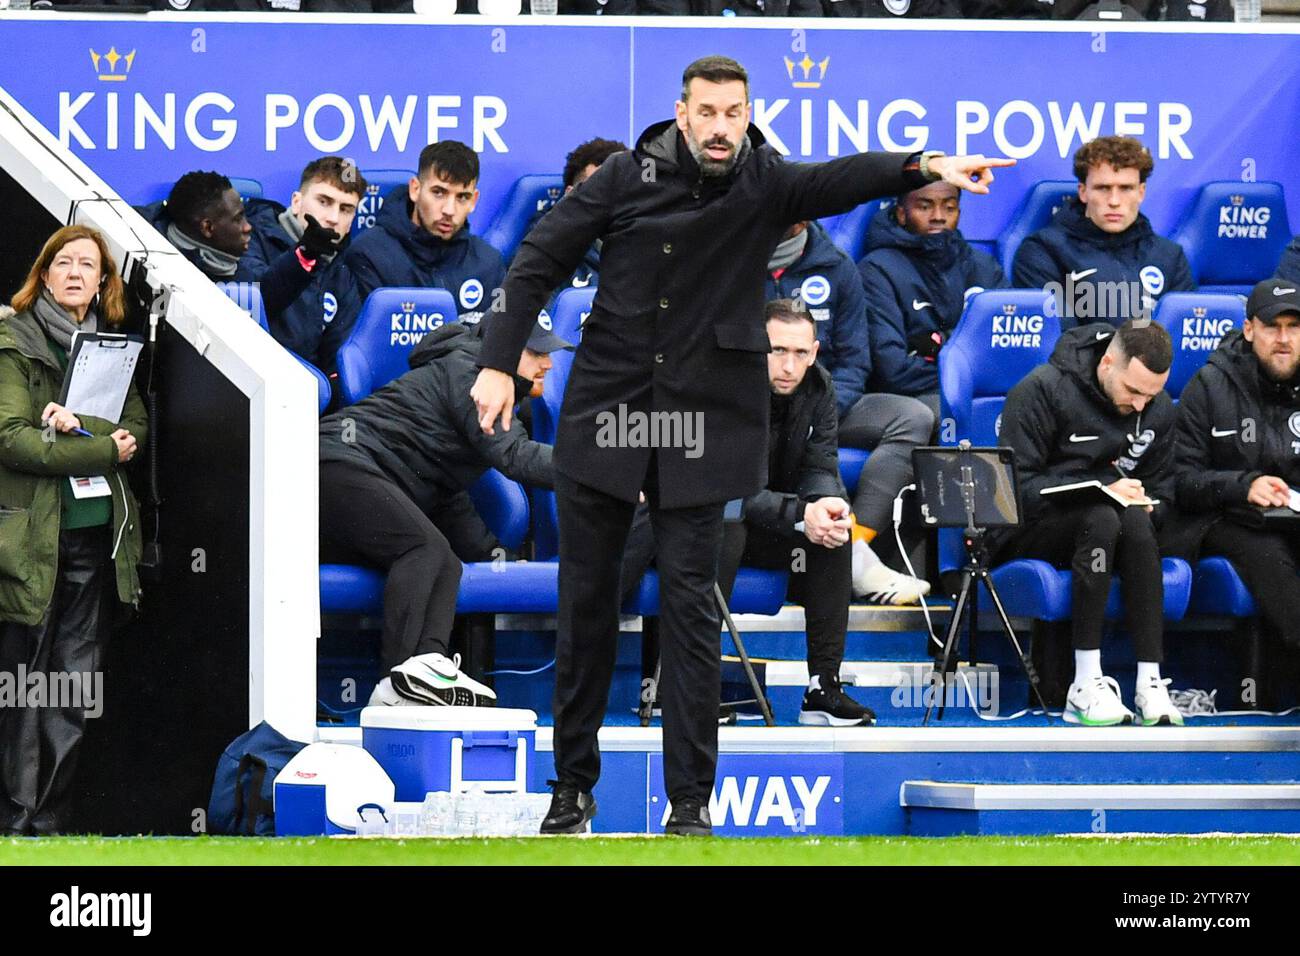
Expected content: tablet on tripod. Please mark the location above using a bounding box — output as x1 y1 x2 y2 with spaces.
911 446 1021 529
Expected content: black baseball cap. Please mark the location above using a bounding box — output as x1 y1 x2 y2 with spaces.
1247 278 1300 324
525 314 574 354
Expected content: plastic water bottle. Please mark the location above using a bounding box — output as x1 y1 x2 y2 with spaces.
1233 0 1261 20
531 0 559 14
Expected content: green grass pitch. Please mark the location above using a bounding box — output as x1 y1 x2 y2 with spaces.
3 835 1298 866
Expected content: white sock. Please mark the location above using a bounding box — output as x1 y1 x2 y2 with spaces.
1073 649 1103 683
851 539 881 581
1136 661 1162 686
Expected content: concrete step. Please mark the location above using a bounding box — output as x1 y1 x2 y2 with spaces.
902 781 1300 835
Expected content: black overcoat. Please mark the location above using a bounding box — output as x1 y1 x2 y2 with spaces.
479 119 919 507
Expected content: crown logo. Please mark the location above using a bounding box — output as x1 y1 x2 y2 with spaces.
547 187 562 200
89 47 135 82
1002 304 1017 315
366 183 380 195
401 302 416 313
1230 195 1244 205
784 55 830 90
1193 306 1208 318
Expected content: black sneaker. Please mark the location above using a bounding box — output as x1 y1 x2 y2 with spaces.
539 780 596 835
665 795 712 836
799 674 876 727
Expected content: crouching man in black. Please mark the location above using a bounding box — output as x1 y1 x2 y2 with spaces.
318 318 570 705
995 320 1182 726
714 299 875 725
1166 279 1300 654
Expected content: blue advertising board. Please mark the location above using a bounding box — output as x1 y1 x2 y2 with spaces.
0 19 1296 244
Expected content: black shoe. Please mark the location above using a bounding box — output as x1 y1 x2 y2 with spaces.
799 674 876 727
539 780 596 834
665 795 712 836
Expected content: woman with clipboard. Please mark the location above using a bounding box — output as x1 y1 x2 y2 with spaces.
0 225 147 836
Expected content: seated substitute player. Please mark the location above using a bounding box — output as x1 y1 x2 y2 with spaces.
318 318 570 705
857 181 1005 420
138 171 253 281
994 320 1183 726
620 299 876 726
344 141 505 323
541 137 627 290
242 157 367 381
1276 235 1300 285
1012 136 1194 326
765 220 932 604
1166 279 1300 653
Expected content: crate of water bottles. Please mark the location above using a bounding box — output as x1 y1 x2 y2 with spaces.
353 788 555 837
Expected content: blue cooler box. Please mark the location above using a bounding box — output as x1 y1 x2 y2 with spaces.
360 706 537 801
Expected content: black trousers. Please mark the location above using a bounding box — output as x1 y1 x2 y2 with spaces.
999 502 1164 661
552 469 725 804
0 526 113 836
717 522 850 679
320 460 462 671
1202 519 1300 649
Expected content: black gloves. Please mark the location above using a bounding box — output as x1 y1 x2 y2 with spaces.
908 329 945 362
299 214 341 260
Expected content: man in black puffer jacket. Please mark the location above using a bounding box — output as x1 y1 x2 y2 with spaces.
996 320 1182 727
318 319 570 704
1013 136 1194 327
858 183 1005 414
1166 279 1300 652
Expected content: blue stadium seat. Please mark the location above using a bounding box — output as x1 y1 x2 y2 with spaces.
621 567 788 617
1153 292 1246 398
839 447 869 492
320 468 553 617
995 180 1077 280
548 285 594 343
228 177 263 202
336 287 458 405
1170 181 1291 296
938 289 1192 623
295 354 331 415
217 281 269 330
818 198 885 263
352 171 414 238
481 174 564 263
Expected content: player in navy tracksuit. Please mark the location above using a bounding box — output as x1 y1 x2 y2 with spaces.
241 157 366 381
857 185 1005 414
765 219 932 604
1013 136 1194 327
137 171 255 283
344 141 505 324
1275 236 1300 284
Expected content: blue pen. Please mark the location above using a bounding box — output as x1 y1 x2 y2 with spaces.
70 427 93 438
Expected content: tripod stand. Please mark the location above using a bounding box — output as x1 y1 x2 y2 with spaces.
915 445 1051 724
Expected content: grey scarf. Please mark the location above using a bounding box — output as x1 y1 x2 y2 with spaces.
767 226 809 273
32 289 97 352
166 222 240 278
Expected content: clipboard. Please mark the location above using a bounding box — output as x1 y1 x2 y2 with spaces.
57 331 144 425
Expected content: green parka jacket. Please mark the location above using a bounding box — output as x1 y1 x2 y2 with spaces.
0 306 147 625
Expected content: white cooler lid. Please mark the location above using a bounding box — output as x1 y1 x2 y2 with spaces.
360 705 538 731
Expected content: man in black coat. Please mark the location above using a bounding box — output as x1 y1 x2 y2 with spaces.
471 54 1010 836
318 319 569 705
996 321 1182 727
1167 279 1300 652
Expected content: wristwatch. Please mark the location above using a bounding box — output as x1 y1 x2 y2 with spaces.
918 150 946 183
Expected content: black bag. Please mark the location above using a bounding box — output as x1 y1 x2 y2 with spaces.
207 721 307 836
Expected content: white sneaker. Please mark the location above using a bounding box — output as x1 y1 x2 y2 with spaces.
1063 675 1134 726
854 562 931 605
390 652 497 707
367 676 421 707
1134 676 1185 727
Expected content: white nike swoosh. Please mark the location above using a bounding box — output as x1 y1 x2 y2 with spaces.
1069 269 1098 282
1275 287 1297 296
1096 331 1110 340
1211 427 1237 437
1069 433 1100 443
912 299 932 311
